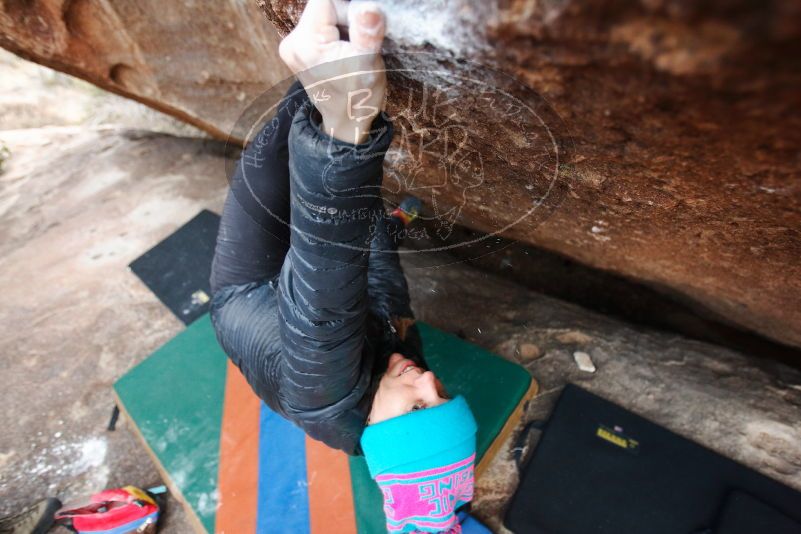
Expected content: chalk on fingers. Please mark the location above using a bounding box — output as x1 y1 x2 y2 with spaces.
347 1 385 53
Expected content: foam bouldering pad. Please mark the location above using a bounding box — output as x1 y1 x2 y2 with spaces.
504 384 801 534
714 490 801 534
128 210 219 325
114 314 536 534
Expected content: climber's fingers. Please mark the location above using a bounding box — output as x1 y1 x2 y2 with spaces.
280 0 343 71
279 0 386 107
299 0 385 56
345 2 385 55
296 0 348 35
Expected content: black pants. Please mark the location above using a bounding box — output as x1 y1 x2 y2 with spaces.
210 80 407 304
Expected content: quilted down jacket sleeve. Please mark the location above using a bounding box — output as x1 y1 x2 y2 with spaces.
276 101 394 414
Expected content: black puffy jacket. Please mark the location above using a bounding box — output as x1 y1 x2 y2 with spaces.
210 100 425 455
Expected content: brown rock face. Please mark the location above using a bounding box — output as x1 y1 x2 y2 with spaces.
257 0 801 349
1 0 799 350
0 0 291 140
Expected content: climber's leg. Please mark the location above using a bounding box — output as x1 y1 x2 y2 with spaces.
210 80 308 294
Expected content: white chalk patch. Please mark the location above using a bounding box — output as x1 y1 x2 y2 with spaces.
377 0 493 54
75 437 108 473
15 435 110 498
589 223 611 242
573 351 596 373
196 489 221 516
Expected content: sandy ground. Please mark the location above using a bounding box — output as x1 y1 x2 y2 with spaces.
0 48 212 532
1 50 800 533
0 125 225 532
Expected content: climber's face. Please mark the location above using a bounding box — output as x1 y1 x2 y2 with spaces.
368 353 449 425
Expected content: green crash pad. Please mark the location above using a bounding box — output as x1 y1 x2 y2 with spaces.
114 314 536 533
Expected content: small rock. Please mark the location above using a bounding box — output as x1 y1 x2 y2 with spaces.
494 339 518 359
557 330 593 344
519 343 542 360
573 351 596 373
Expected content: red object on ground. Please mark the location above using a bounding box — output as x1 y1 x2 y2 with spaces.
55 486 159 533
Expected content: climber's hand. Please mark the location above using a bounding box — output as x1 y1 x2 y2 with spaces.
279 0 387 145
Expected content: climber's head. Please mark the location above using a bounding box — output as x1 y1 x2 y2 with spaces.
368 353 449 424
362 353 477 532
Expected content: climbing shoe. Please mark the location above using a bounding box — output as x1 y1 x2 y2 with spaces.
0 497 61 534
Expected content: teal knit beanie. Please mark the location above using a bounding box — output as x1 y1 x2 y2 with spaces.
360 395 478 533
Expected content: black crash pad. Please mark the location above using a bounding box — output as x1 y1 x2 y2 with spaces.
505 384 801 534
714 490 801 534
129 210 219 325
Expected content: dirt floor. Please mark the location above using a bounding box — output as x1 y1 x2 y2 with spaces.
1 50 800 533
